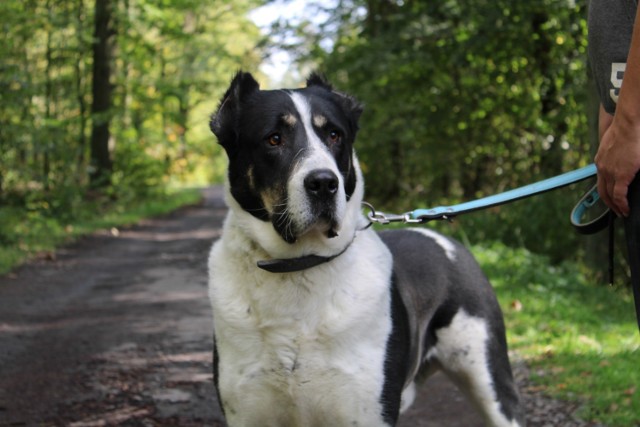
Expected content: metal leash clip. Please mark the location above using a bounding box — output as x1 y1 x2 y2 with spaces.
362 202 423 225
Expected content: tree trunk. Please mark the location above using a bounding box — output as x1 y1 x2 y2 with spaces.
89 0 113 187
75 0 88 178
44 0 53 191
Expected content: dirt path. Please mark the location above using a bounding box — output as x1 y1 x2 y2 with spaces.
0 187 592 426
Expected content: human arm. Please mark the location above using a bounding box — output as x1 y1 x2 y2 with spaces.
595 4 640 217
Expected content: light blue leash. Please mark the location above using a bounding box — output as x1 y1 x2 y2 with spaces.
366 163 639 327
366 163 608 231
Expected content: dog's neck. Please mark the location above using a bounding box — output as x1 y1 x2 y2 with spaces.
256 241 354 273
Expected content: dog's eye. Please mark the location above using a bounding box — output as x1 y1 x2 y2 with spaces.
328 130 341 144
267 133 282 146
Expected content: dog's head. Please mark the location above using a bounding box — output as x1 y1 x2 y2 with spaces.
211 72 364 252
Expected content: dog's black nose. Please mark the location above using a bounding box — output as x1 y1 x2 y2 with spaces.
304 169 339 199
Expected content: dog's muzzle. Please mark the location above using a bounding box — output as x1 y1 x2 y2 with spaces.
304 168 339 202
305 169 340 237
272 168 343 244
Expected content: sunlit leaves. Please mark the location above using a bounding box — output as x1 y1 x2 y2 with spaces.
0 0 264 200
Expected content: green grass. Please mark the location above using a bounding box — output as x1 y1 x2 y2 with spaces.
473 243 639 426
0 187 202 275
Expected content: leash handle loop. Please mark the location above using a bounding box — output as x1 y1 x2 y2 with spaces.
570 184 612 235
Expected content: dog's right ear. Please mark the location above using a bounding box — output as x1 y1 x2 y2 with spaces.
210 72 260 155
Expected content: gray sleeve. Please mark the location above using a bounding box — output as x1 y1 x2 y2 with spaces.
588 0 638 114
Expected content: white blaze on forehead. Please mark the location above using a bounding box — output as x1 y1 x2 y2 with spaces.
288 92 334 163
289 93 317 139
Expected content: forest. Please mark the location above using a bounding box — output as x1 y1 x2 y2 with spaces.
1 0 601 270
0 0 262 268
314 0 598 265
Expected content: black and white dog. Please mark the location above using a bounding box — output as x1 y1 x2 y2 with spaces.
208 72 524 427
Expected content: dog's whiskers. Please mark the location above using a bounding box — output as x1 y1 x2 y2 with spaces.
270 200 290 210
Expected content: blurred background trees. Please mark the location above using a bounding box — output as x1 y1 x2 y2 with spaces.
1 0 261 210
322 1 591 203
286 0 601 268
1 0 610 273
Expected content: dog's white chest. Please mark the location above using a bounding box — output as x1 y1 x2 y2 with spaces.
209 229 394 427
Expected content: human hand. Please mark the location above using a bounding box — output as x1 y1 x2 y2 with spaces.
595 113 640 217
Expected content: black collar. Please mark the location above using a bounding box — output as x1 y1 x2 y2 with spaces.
256 221 372 274
257 253 340 273
256 241 352 273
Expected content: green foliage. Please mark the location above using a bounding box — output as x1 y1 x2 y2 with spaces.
0 0 265 273
0 0 264 205
296 0 595 264
110 141 168 199
474 243 639 426
0 187 202 275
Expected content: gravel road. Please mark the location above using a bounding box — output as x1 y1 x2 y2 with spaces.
0 187 598 426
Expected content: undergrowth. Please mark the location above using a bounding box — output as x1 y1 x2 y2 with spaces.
0 187 202 275
473 243 639 427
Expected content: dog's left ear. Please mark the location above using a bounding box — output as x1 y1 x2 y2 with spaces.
307 73 364 127
210 71 260 156
306 73 333 91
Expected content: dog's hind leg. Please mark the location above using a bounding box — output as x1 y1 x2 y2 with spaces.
429 309 524 427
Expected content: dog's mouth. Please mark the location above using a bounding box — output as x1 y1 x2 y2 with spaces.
318 211 341 239
271 208 341 244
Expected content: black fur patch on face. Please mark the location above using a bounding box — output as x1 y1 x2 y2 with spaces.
210 72 363 242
